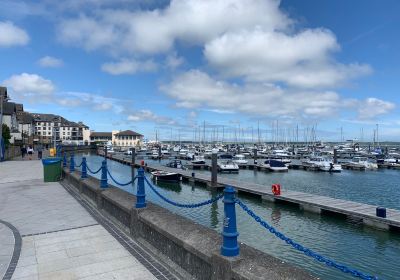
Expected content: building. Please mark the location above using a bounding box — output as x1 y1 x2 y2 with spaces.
90 132 112 143
1 86 91 146
1 102 21 144
17 112 35 145
32 113 90 145
112 130 143 147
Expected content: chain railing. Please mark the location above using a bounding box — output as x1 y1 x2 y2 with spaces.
234 198 377 280
144 177 223 208
107 169 137 186
65 156 378 279
86 164 102 174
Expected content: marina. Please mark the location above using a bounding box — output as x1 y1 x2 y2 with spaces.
73 151 400 280
101 151 400 231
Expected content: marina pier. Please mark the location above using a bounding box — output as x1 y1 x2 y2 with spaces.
104 152 400 231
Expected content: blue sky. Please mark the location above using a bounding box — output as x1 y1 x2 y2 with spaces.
0 0 399 142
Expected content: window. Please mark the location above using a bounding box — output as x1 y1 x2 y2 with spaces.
38 132 41 135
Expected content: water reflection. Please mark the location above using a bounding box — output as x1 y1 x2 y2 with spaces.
155 181 182 193
210 189 220 228
271 207 281 224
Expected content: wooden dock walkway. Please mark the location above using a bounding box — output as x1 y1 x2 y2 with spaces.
104 153 400 231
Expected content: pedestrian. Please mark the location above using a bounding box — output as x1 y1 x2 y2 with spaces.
27 145 34 160
21 146 27 158
37 144 43 160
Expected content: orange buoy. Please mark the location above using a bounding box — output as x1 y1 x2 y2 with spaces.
141 160 145 166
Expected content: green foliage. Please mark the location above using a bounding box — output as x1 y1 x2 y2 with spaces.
1 124 11 147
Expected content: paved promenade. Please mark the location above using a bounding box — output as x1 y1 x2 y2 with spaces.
0 160 161 280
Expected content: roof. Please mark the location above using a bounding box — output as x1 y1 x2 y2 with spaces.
31 113 88 128
0 87 7 100
17 112 34 124
31 113 65 123
115 130 143 137
1 102 17 115
90 132 112 137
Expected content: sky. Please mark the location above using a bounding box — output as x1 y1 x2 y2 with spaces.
0 0 399 142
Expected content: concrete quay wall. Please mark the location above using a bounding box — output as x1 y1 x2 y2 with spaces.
63 169 316 280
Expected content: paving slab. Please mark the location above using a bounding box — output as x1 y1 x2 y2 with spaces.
0 160 165 280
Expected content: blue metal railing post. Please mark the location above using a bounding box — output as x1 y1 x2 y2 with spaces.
100 160 108 188
221 186 239 257
136 167 146 208
69 154 75 172
81 157 87 179
63 153 67 168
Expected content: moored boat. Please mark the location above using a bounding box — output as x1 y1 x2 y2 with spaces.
260 159 288 172
151 170 182 182
192 155 206 165
217 160 239 173
302 156 342 172
233 154 248 164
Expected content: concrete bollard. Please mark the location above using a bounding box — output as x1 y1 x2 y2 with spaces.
63 153 67 168
81 157 87 179
136 167 146 208
221 186 239 257
211 149 218 187
100 160 108 188
69 154 75 172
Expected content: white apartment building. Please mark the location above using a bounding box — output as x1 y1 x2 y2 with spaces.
32 114 90 145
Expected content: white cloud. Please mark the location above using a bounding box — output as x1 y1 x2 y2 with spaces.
204 28 371 88
60 92 124 112
165 52 184 69
0 21 29 47
57 0 289 54
3 73 55 97
38 56 64 67
101 59 158 75
161 70 342 118
357 98 395 120
128 109 176 125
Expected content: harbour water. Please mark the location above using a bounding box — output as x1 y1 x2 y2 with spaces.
75 153 400 280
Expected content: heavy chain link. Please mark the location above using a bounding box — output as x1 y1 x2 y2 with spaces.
86 164 102 174
107 170 136 186
235 198 377 280
144 177 223 208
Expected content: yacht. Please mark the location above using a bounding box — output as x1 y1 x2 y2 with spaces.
166 159 185 169
151 151 160 159
217 160 239 173
191 155 206 165
233 154 248 164
260 159 288 172
302 156 342 172
349 157 378 169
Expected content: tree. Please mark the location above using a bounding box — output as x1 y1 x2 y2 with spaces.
1 124 11 147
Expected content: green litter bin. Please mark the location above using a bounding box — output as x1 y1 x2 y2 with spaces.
42 157 62 182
